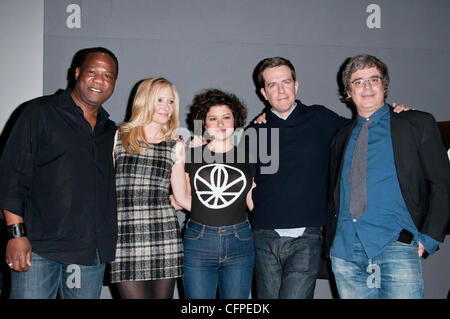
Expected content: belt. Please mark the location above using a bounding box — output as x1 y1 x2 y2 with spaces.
397 229 414 244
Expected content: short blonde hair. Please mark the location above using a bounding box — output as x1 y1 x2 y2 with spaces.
120 77 180 154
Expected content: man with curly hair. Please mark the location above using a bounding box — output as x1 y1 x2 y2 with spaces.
324 54 450 299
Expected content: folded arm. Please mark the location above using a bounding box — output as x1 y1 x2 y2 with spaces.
170 141 192 211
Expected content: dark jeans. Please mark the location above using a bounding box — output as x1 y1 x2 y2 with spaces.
253 227 322 299
182 219 255 299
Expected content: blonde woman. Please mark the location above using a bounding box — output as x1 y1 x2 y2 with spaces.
109 77 188 299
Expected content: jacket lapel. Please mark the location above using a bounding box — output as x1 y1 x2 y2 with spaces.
333 121 357 210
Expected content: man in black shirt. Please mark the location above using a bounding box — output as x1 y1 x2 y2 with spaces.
0 47 119 298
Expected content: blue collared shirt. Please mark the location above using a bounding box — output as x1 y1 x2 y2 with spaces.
331 104 439 260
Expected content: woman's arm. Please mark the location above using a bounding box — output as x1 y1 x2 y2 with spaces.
246 179 256 211
112 129 119 167
170 141 192 211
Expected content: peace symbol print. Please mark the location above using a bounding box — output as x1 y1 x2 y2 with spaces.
193 164 247 209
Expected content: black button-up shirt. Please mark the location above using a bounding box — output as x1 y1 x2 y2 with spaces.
0 89 117 265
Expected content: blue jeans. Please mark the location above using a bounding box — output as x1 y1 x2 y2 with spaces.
182 219 255 299
10 252 105 299
253 227 322 299
331 236 424 299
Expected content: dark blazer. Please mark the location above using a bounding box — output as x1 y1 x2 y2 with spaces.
324 108 450 257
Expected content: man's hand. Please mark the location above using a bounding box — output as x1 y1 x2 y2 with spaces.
6 237 32 272
392 102 413 113
418 242 425 257
253 112 267 124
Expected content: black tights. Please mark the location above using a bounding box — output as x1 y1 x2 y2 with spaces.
115 279 176 299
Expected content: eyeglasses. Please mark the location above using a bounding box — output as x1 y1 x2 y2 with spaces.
351 76 383 88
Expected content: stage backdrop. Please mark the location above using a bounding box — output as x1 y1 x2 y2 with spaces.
41 0 450 298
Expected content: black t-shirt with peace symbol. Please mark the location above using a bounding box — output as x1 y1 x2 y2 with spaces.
185 145 256 227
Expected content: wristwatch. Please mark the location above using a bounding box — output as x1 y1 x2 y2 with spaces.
6 223 27 240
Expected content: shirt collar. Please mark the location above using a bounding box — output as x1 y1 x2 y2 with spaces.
357 103 389 125
63 88 111 122
270 102 298 120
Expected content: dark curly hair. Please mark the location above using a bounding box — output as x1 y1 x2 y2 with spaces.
186 89 247 132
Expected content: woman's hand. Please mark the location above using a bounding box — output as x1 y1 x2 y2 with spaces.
169 194 183 211
175 139 186 164
189 135 207 148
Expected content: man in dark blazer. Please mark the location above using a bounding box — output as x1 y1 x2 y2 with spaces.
324 54 450 299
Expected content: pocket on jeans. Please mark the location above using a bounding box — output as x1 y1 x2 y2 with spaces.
234 227 253 242
395 239 418 248
184 226 203 240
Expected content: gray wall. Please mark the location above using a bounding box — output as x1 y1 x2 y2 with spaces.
0 0 43 132
43 0 450 124
1 0 449 299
